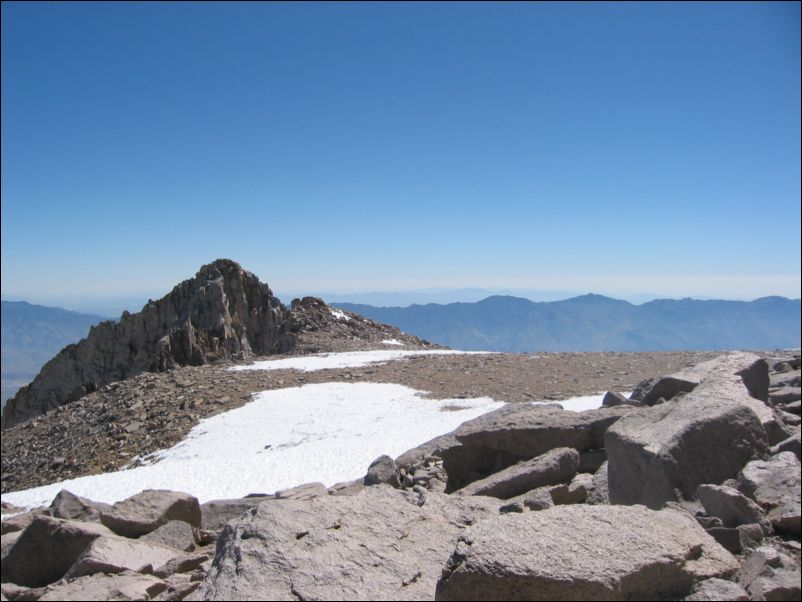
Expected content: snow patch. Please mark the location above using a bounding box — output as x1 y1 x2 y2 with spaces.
1 383 503 509
229 349 488 372
330 309 351 321
529 391 631 412
381 339 404 346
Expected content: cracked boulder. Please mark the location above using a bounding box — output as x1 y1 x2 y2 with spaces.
435 505 738 601
196 486 498 600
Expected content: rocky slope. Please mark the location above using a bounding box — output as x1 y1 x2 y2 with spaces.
1 260 433 429
1 351 799 601
1 350 719 493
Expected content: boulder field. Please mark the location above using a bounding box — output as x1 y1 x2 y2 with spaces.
1 351 800 601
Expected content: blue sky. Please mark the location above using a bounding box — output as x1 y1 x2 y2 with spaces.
2 2 800 303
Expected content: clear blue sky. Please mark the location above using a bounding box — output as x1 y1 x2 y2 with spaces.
2 1 800 302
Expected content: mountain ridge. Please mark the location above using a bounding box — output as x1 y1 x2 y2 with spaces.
333 294 802 352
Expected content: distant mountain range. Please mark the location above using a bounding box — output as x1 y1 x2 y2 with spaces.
334 294 802 352
1 301 105 408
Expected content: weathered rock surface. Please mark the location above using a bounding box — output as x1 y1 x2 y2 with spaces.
2 260 292 429
435 504 738 601
364 455 401 488
684 578 749 601
37 572 168 601
737 452 801 536
606 376 770 508
443 404 630 491
456 447 579 499
586 461 610 505
100 490 201 538
1 515 115 587
601 390 632 407
771 432 801 459
141 520 198 552
639 352 769 405
696 484 769 531
48 489 110 522
736 545 802 601
63 535 182 580
197 486 498 601
273 482 328 501
199 499 259 532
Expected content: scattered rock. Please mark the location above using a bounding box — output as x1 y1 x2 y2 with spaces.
328 479 366 496
770 386 802 405
705 524 764 554
602 390 632 407
696 484 769 531
737 452 801 536
770 432 801 459
274 482 328 501
100 490 201 538
736 545 801 601
684 578 749 601
435 504 738 601
363 455 401 488
456 447 579 499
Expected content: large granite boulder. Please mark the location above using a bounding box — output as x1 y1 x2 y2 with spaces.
455 447 579 499
435 504 738 601
639 353 769 405
606 376 769 508
0 515 115 587
442 404 630 491
197 486 498 600
100 490 201 538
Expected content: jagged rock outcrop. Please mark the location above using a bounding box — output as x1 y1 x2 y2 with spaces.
2 260 292 428
2 260 435 429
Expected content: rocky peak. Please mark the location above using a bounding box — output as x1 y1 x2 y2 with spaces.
1 260 435 429
2 260 292 429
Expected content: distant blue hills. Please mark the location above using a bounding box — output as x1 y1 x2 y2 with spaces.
333 294 801 352
1 301 105 407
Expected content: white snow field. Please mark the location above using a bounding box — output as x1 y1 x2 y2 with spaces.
1 383 502 509
229 349 488 372
0 380 611 511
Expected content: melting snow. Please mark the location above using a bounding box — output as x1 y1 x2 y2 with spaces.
0 383 503 509
229 349 488 372
1 383 613 510
381 339 404 346
330 309 351 321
